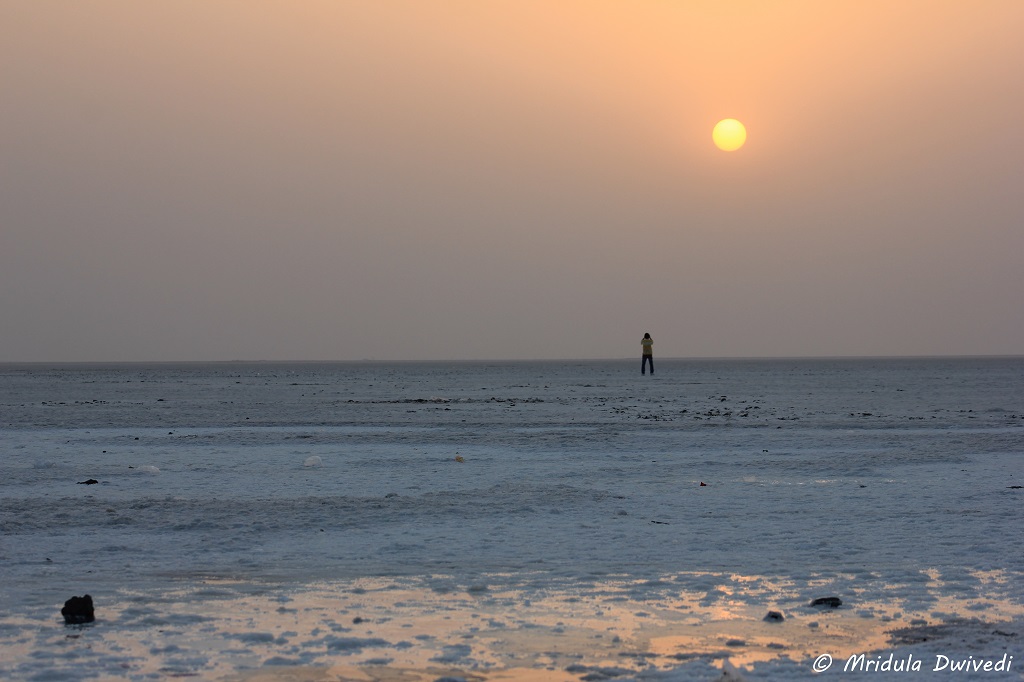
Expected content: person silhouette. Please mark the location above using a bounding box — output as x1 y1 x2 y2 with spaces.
641 333 654 375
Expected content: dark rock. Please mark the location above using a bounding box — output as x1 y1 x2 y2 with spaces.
764 611 785 622
62 595 95 624
77 479 99 485
810 597 843 608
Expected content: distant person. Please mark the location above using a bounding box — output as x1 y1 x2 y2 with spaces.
641 333 654 375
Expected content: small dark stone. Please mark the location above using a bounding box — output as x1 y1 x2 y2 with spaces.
62 595 95 624
77 479 99 485
764 611 785 622
810 597 843 608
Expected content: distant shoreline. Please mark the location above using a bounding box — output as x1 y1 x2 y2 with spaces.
1 355 1022 368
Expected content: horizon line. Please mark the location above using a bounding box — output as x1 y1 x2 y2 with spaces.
2 354 1022 366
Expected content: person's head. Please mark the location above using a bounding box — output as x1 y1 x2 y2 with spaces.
644 333 651 339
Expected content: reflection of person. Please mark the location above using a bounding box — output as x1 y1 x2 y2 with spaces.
641 333 654 375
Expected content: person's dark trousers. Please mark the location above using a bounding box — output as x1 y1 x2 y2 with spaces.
642 356 653 375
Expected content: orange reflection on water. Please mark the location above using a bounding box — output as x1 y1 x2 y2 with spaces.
5 569 1021 680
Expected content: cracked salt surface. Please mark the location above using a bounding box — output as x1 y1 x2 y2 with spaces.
1 358 1022 680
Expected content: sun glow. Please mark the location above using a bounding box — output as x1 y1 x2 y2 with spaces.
712 119 747 151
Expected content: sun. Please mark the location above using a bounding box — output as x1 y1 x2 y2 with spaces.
712 119 746 152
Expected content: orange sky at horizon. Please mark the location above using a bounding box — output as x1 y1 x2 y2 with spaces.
1 1 1022 360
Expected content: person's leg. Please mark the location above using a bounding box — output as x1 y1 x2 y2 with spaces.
649 357 654 375
641 356 647 374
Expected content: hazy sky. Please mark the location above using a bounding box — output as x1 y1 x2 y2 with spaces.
3 1 1022 361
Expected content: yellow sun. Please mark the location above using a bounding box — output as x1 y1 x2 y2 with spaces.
712 118 747 151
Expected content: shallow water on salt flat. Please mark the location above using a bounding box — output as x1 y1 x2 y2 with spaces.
1 358 1023 679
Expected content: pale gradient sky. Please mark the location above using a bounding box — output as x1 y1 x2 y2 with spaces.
2 1 1022 361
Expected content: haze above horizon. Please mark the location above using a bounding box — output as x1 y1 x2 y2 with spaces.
2 2 1022 362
